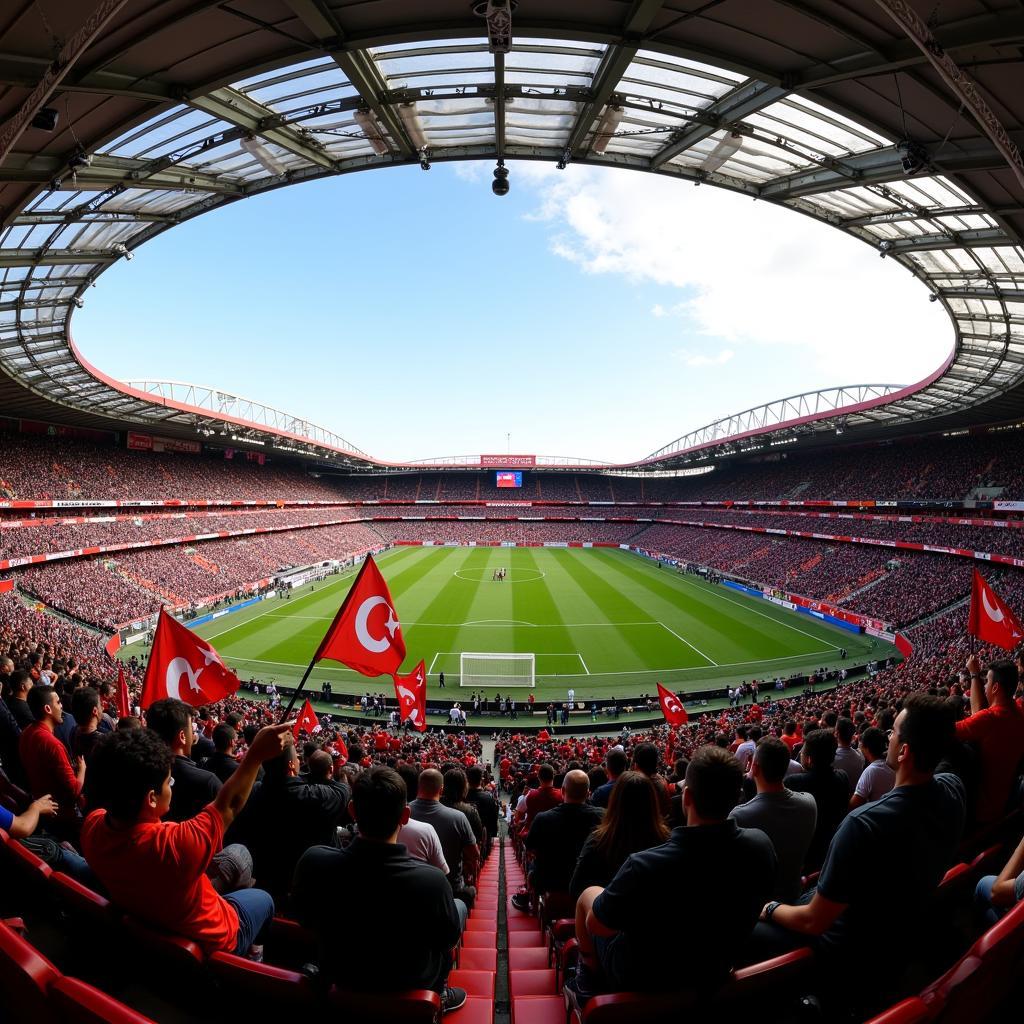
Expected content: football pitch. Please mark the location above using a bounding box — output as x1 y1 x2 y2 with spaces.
187 546 897 701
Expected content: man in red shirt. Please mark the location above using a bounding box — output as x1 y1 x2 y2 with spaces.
18 685 85 841
515 763 562 835
82 721 292 957
958 655 1024 823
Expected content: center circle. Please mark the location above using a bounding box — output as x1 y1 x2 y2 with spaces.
454 567 546 583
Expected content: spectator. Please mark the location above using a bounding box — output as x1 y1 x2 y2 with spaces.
146 698 222 822
730 737 817 902
516 763 562 832
570 772 669 900
410 767 479 913
82 722 292 958
974 831 1024 927
464 764 498 856
5 670 33 728
70 687 104 765
755 694 965 1013
572 747 775 999
18 684 85 841
849 727 895 809
785 729 849 871
591 748 628 809
203 724 240 783
0 792 57 838
512 770 602 909
832 718 864 793
631 742 672 819
229 733 347 906
441 768 484 849
956 655 1024 823
393 762 448 873
291 766 466 1013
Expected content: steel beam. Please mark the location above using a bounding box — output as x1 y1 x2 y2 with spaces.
0 249 118 268
650 79 787 169
187 87 335 169
884 228 1013 253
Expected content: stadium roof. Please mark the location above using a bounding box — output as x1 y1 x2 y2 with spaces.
0 0 1021 472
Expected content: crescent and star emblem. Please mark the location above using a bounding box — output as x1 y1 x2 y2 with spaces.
982 589 1005 623
354 596 400 653
164 644 228 701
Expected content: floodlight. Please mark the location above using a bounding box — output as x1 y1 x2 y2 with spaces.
398 103 427 150
240 136 286 176
354 109 390 156
591 103 624 154
492 161 509 196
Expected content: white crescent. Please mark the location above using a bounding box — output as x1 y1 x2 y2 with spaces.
982 589 1005 623
397 685 420 723
354 596 391 653
166 657 202 701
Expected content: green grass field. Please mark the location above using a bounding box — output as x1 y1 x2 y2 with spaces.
179 547 897 701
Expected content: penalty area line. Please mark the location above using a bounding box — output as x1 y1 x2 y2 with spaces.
658 622 718 667
427 652 441 676
578 654 591 675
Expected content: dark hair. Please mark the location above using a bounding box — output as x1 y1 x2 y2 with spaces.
145 698 192 746
685 746 743 821
753 736 791 785
591 771 669 870
835 717 855 744
90 729 173 821
9 669 31 695
396 762 420 800
70 687 101 727
897 693 954 775
538 763 555 784
606 748 628 777
212 724 236 752
352 766 407 840
860 726 887 760
632 742 658 776
801 729 837 770
466 765 484 787
442 768 468 805
27 685 58 720
989 660 1019 695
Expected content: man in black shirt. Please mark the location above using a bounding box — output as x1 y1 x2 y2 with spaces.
784 728 849 871
5 670 34 729
293 766 465 1013
229 736 347 907
573 746 775 998
464 765 498 856
202 724 240 783
514 770 602 907
756 693 966 1015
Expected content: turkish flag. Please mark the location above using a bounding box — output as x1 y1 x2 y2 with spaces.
657 682 689 725
333 734 349 764
293 698 320 739
140 607 240 710
314 555 406 677
115 665 131 719
968 570 1024 651
393 660 428 732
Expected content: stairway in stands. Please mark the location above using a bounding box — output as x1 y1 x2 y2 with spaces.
448 842 501 1023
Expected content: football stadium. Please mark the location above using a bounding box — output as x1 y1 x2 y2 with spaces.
1 2 1024 1023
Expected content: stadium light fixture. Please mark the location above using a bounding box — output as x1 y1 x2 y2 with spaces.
354 109 390 156
492 161 510 196
878 239 894 258
112 242 133 261
240 136 286 176
591 103 624 154
474 0 515 54
398 103 427 151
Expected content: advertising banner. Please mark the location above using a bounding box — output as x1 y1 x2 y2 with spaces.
480 454 536 468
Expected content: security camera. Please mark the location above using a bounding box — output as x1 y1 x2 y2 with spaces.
124 251 133 261
72 297 84 308
492 162 510 196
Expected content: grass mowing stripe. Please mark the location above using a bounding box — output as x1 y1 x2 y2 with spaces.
515 548 578 678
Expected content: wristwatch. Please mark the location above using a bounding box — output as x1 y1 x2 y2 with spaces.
763 901 782 921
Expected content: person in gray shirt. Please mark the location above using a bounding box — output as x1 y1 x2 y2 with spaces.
833 718 865 793
730 737 817 902
409 768 479 912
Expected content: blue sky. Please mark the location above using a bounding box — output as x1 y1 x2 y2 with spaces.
75 161 952 463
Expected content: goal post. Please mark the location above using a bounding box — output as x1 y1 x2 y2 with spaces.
460 652 535 688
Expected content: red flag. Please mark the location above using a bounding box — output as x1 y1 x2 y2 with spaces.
657 682 689 726
293 698 320 739
393 659 427 732
140 607 240 710
104 633 122 657
115 665 130 719
968 570 1024 652
314 555 406 677
333 733 349 765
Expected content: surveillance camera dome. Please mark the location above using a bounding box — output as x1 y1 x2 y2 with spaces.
492 163 510 196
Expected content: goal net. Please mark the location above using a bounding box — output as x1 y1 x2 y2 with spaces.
460 652 535 688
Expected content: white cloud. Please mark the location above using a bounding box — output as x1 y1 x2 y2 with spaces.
676 348 734 367
515 164 952 385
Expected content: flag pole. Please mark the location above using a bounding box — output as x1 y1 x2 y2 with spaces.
279 554 376 724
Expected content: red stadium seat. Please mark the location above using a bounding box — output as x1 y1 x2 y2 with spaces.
0 828 54 891
0 918 60 1024
865 997 931 1024
119 915 205 985
447 969 496 997
326 986 441 1023
920 900 1024 1024
48 976 157 1024
207 951 316 1010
